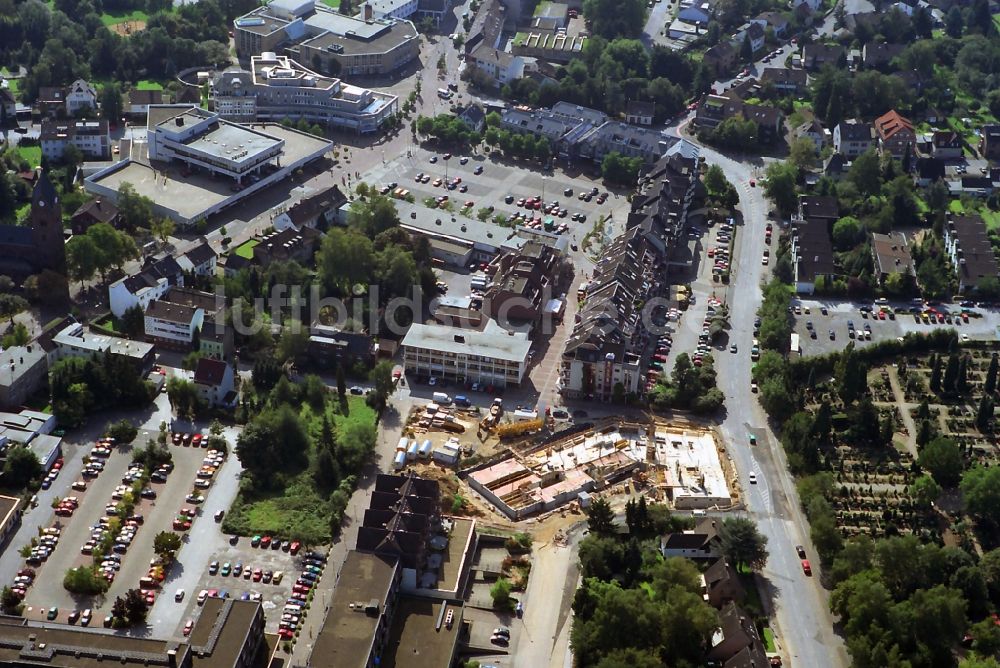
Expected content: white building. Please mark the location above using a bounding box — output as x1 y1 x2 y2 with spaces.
65 79 98 116
144 299 206 350
108 255 185 317
401 319 531 387
148 106 285 183
193 357 237 408
362 0 418 21
40 119 110 161
49 323 155 372
212 54 398 134
468 44 525 86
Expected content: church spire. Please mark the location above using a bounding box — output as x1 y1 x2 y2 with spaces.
31 169 59 211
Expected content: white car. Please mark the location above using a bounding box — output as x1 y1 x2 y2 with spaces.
761 254 769 265
748 472 757 484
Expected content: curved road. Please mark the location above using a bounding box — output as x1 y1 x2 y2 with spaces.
666 117 847 668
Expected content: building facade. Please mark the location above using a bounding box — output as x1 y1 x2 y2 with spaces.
212 54 398 134
40 119 110 161
234 0 419 78
402 320 531 387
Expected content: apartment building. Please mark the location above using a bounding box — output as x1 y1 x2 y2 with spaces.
212 54 398 134
40 119 110 161
193 357 236 408
790 218 837 294
560 144 699 401
234 0 419 78
467 44 525 86
833 120 875 159
483 241 568 329
944 214 1000 293
0 344 48 411
108 255 185 317
875 109 915 159
143 286 228 355
65 79 98 116
402 319 532 387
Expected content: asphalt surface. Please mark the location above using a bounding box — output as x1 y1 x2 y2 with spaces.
665 115 847 667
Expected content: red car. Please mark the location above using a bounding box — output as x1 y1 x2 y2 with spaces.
801 559 812 576
260 536 272 548
278 629 294 640
749 179 756 187
293 585 310 595
289 541 301 555
252 569 263 582
144 591 156 605
183 620 194 636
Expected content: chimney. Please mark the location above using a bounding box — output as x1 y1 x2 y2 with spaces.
167 649 177 668
364 2 373 20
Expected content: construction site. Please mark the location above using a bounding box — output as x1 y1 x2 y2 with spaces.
390 399 735 522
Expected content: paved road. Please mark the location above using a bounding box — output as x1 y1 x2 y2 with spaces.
667 117 848 668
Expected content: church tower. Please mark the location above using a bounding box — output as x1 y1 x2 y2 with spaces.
29 170 66 276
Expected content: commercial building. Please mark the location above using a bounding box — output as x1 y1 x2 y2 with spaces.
0 598 266 668
85 105 332 226
500 102 677 164
401 319 532 387
483 241 569 330
0 344 48 411
234 0 419 78
212 54 398 134
510 30 587 63
49 322 155 374
308 473 472 668
0 409 61 471
560 143 698 401
944 214 1000 293
40 119 110 161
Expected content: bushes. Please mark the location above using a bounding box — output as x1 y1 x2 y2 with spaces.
105 419 138 444
63 566 110 595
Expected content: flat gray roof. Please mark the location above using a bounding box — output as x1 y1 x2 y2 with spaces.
402 319 531 362
301 18 416 55
87 123 330 223
182 122 282 163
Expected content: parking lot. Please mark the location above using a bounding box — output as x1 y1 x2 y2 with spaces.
172 540 327 636
790 298 1000 357
363 145 634 245
19 427 229 625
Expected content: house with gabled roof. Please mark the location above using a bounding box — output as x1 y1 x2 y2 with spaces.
193 357 236 408
874 109 915 159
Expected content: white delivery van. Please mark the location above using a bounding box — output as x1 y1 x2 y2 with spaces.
432 392 452 405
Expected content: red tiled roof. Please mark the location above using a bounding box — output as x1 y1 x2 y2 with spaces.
874 110 913 141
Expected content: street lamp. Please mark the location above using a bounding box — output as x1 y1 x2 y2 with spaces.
541 176 547 202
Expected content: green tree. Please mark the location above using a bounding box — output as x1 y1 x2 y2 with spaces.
367 359 396 410
151 218 176 243
120 304 146 339
909 474 941 509
2 446 41 488
336 363 347 400
100 83 123 122
490 578 513 608
848 149 882 197
943 351 960 393
65 235 99 287
586 497 616 536
930 353 942 393
600 151 643 185
582 0 646 37
63 566 109 595
832 216 862 251
961 465 1000 520
919 437 964 487
976 395 994 432
106 419 138 444
718 517 769 571
945 6 964 37
789 136 817 170
763 162 798 217
116 183 155 231
986 354 998 395
153 531 182 563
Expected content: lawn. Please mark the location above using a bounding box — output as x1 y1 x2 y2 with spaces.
2 78 18 96
233 239 259 259
17 146 41 168
763 627 776 653
100 9 149 26
320 0 341 7
949 200 965 214
533 0 552 16
225 395 377 543
135 80 163 91
980 206 1000 231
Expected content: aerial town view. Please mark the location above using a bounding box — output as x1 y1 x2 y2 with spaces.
1 0 1000 666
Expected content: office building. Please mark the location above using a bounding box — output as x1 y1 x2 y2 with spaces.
212 54 398 134
402 319 531 387
234 0 419 78
40 119 110 161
